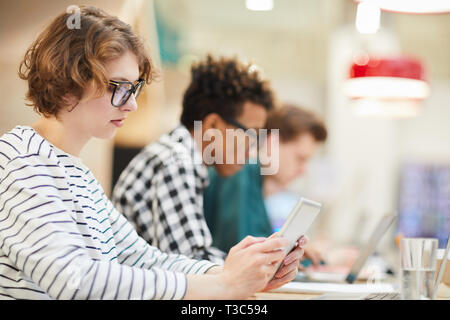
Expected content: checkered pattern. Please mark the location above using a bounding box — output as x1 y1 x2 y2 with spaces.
112 125 226 264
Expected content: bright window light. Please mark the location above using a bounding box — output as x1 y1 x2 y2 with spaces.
355 1 381 34
246 0 274 11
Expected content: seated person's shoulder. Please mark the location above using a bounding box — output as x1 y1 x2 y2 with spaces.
117 130 199 189
0 126 59 171
141 139 194 171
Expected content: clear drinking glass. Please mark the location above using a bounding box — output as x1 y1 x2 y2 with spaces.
400 238 438 300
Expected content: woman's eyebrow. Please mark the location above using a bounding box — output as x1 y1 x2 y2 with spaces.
110 76 139 82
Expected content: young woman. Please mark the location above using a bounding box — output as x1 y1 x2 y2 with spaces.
0 6 305 300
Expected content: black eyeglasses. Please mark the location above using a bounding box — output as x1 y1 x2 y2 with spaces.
223 117 249 132
108 79 145 108
222 116 259 147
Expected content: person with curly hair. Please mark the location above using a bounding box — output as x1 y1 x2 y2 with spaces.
0 6 305 300
112 55 306 275
204 104 328 267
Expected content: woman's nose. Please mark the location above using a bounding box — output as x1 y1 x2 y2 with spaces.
120 93 138 112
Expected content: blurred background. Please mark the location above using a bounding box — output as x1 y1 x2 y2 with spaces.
0 0 449 267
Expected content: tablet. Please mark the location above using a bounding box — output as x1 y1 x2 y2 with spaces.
271 198 321 279
277 197 322 255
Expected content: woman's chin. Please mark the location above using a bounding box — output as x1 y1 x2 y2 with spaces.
94 127 117 140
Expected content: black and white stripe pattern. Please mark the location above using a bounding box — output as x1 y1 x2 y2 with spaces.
0 126 216 300
112 125 227 264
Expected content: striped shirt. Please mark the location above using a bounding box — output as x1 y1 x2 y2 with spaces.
0 126 216 300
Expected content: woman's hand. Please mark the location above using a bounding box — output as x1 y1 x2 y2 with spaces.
218 235 290 299
262 235 308 292
185 235 306 299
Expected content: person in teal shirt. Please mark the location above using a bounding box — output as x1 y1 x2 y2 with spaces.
204 162 272 252
204 105 328 263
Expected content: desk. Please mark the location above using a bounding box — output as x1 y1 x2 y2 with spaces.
252 292 319 300
249 283 450 300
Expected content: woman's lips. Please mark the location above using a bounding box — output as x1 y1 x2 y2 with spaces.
111 119 125 127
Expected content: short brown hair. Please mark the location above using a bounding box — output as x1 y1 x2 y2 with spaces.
265 104 327 143
19 5 155 117
180 55 275 130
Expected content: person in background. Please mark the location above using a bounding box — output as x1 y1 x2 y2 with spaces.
204 104 327 268
112 54 305 277
0 6 304 300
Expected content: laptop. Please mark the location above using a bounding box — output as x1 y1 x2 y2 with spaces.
313 233 450 300
296 213 397 284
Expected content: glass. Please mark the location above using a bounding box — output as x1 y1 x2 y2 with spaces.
400 238 438 300
108 79 145 107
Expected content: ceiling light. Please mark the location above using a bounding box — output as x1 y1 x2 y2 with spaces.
246 0 274 11
355 1 381 34
344 57 429 100
344 56 429 117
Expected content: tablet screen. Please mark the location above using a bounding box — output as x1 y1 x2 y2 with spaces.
278 198 322 254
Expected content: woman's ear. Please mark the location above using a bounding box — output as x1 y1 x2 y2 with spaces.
62 93 79 112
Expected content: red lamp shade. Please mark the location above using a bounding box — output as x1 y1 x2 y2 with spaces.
350 57 425 81
344 56 430 100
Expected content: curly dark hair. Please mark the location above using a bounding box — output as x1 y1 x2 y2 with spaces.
180 55 275 130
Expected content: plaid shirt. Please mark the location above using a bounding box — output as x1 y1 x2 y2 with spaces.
112 125 226 264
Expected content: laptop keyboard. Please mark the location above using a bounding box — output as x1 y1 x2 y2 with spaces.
364 292 401 300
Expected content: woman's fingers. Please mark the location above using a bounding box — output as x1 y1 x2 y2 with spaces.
298 235 308 247
233 235 266 251
251 237 290 253
272 246 304 279
274 258 300 279
264 248 287 265
264 268 299 292
283 246 305 265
